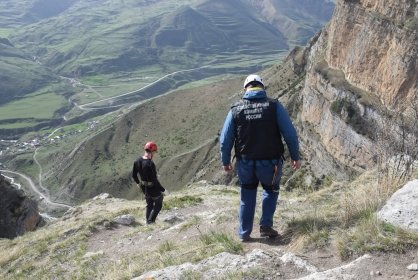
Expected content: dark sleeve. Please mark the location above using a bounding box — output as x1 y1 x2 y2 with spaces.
132 159 140 184
156 180 165 192
151 162 165 192
220 110 235 166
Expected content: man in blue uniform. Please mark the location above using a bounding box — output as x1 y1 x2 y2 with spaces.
220 74 301 241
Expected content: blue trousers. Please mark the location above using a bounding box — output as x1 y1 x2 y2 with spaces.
236 159 283 239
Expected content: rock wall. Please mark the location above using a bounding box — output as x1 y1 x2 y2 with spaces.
325 0 417 107
0 174 44 239
300 72 376 173
298 0 417 175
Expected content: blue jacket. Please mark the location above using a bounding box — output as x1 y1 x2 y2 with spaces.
220 88 300 166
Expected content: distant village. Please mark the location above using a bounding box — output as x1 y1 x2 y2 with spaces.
0 120 100 166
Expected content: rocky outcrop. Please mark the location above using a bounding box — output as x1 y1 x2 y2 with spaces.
0 174 44 239
326 0 417 108
298 0 417 176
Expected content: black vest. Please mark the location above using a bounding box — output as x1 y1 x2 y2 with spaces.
231 98 284 160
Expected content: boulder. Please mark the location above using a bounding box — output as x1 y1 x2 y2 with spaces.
377 179 418 231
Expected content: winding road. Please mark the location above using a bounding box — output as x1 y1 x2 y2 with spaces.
0 169 73 209
33 148 51 196
75 65 209 110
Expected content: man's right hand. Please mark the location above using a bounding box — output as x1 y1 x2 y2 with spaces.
223 164 232 172
291 160 301 171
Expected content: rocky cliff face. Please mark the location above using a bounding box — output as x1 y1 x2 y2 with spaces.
326 0 417 108
298 0 417 177
0 174 44 239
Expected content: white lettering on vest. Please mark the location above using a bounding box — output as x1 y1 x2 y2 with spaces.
246 114 262 120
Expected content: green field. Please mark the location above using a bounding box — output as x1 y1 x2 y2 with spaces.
0 90 66 122
0 28 11 37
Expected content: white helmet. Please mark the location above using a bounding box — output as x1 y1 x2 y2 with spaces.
243 74 264 89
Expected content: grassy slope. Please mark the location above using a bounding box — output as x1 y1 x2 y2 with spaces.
37 76 242 203
0 40 76 130
0 40 58 104
0 0 77 128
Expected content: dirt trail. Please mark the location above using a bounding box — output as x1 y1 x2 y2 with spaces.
84 184 418 279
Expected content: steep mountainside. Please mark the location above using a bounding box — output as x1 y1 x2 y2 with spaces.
0 38 58 105
245 0 335 44
4 0 334 77
0 174 44 238
298 0 417 178
9 0 291 76
2 1 418 279
326 0 417 108
36 79 243 203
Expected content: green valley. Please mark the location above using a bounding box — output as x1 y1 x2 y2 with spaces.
0 0 333 133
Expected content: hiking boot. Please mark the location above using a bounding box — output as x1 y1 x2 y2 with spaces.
260 226 279 238
239 235 253 242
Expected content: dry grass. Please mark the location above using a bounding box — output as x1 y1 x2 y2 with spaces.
101 229 242 280
0 198 142 279
339 173 382 228
278 163 418 257
0 184 243 279
335 168 418 259
337 214 418 260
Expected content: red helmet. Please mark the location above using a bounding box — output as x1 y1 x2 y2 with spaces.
144 141 158 152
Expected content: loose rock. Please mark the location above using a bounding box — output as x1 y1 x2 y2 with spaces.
113 214 135 225
407 263 418 271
